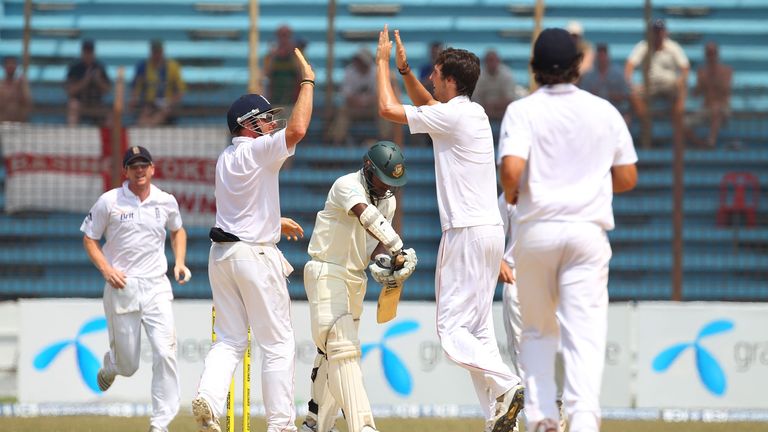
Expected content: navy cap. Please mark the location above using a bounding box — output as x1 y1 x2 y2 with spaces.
531 28 579 72
651 18 666 30
123 146 153 167
226 94 276 134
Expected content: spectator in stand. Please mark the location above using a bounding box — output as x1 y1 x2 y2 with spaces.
327 47 393 146
580 43 631 124
625 18 690 146
66 40 111 126
129 40 186 126
0 55 32 122
567 21 594 78
418 41 443 95
264 25 301 112
473 49 517 121
686 41 732 148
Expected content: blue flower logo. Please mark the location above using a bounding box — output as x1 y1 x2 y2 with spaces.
362 319 419 396
33 316 107 394
652 319 733 396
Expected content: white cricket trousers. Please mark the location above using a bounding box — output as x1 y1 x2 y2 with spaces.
102 276 180 431
435 225 520 419
501 275 523 378
514 221 611 432
197 242 297 432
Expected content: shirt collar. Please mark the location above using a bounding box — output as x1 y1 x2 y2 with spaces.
447 95 471 104
538 83 579 94
232 136 255 146
122 181 156 203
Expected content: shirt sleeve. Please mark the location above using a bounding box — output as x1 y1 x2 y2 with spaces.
404 103 455 135
166 194 183 231
80 195 109 240
627 41 647 67
497 101 532 162
611 106 638 166
497 193 509 228
668 40 690 69
329 175 369 215
247 128 294 168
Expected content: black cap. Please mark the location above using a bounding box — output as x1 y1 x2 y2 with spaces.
82 39 95 51
532 28 579 72
226 94 276 134
651 18 666 30
123 146 153 167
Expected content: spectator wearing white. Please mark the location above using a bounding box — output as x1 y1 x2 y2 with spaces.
625 18 690 141
327 47 393 146
473 50 518 121
567 21 594 77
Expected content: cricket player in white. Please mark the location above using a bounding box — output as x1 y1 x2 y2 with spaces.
376 25 524 432
301 141 417 432
82 145 190 432
192 48 315 432
499 29 638 432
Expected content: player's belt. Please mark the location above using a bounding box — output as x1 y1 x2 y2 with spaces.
209 227 241 242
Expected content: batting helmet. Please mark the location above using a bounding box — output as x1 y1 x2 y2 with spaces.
227 94 285 135
363 141 407 187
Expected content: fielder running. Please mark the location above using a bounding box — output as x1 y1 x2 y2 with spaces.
301 141 417 432
376 25 523 432
499 28 638 432
192 48 315 432
82 145 190 432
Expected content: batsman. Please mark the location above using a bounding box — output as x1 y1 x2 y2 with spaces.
301 141 417 432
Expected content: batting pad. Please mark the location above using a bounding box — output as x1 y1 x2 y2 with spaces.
326 314 376 432
312 352 343 432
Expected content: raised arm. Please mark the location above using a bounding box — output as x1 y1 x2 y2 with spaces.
376 25 408 125
285 48 315 149
393 29 435 106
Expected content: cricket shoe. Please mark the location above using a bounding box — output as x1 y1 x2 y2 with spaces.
299 418 340 432
192 396 221 432
147 427 164 432
97 368 115 392
532 419 559 432
491 384 525 432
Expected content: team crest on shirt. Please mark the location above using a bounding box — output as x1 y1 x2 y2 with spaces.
392 164 404 178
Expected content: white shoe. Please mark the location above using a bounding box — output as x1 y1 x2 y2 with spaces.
192 396 221 432
361 427 378 432
491 384 525 432
533 419 559 432
97 368 115 392
148 427 164 432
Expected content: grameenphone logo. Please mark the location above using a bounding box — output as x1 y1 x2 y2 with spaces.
652 319 734 396
362 319 419 396
33 316 107 394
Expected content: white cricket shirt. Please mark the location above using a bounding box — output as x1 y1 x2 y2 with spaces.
498 84 638 230
404 95 503 231
80 182 183 278
214 130 294 244
307 171 395 273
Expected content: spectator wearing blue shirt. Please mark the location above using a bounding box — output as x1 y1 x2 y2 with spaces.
580 44 631 124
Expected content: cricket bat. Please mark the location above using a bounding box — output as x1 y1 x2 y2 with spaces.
376 254 405 323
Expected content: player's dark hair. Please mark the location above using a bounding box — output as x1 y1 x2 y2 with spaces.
435 48 481 98
531 52 583 86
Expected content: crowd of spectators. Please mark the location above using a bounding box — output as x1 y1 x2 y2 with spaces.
1 20 735 149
